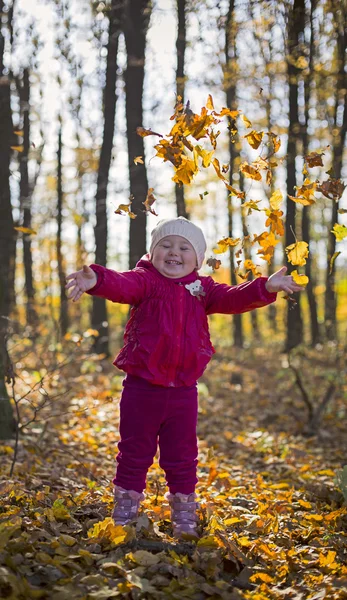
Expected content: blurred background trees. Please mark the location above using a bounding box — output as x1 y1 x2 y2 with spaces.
0 0 346 439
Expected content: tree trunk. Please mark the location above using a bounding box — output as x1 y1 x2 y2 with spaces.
175 0 188 219
124 0 151 269
18 69 37 327
92 0 123 355
0 0 16 439
302 0 320 345
57 126 69 337
285 0 305 352
225 0 242 347
324 3 347 341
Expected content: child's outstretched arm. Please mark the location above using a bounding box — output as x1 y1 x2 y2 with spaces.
265 266 304 294
65 265 97 302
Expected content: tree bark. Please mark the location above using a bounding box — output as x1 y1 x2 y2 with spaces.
285 0 305 352
225 0 242 347
92 0 123 355
175 0 188 219
124 0 151 269
18 69 37 327
302 0 320 345
0 0 16 439
57 125 69 337
324 3 347 340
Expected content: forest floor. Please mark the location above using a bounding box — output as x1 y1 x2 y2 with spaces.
0 336 347 600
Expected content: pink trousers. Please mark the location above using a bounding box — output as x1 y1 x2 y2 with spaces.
113 374 198 494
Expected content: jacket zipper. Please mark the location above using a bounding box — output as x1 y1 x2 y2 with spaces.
167 283 185 386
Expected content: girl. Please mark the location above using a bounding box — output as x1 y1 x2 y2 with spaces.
66 217 303 538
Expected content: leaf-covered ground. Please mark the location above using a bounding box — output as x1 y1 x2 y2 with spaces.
1 338 347 600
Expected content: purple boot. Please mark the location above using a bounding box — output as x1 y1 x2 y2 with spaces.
112 486 145 525
165 492 200 538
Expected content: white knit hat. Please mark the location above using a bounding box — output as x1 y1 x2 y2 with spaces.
149 217 207 269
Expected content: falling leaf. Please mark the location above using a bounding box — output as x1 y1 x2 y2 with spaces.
337 208 347 214
244 130 263 150
285 241 309 266
133 156 144 165
136 127 162 138
269 189 283 210
194 145 214 168
206 94 214 110
317 178 345 200
14 130 24 136
142 188 158 215
253 231 280 263
331 223 347 242
240 162 262 181
267 132 281 153
213 237 241 254
265 210 285 236
14 226 37 235
242 199 262 214
305 151 324 168
206 257 221 270
242 114 252 128
172 157 198 185
114 203 137 219
289 179 317 205
11 145 24 152
329 251 341 273
291 270 309 286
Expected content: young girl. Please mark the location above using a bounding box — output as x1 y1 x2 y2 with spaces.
66 217 303 538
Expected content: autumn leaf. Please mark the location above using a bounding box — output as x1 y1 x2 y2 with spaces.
142 188 158 215
206 257 221 270
317 178 346 200
265 209 285 236
331 223 347 242
242 199 262 214
338 208 347 214
253 231 280 263
240 162 262 181
11 145 24 152
250 572 275 584
136 127 162 138
305 150 324 168
329 251 341 273
267 131 281 153
244 130 263 150
14 226 37 235
213 237 241 254
206 94 214 110
269 189 283 210
194 145 214 168
52 499 71 521
133 156 144 165
114 203 137 219
213 107 240 119
285 241 309 266
289 179 317 205
291 270 309 286
88 518 128 545
172 156 198 185
242 114 252 128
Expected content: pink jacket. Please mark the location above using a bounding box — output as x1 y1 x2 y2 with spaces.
87 256 277 387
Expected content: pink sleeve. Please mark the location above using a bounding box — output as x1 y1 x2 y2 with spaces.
205 276 277 315
86 264 148 305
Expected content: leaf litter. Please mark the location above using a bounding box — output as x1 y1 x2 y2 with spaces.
0 338 346 600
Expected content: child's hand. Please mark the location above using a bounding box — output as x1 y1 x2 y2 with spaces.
65 265 97 302
265 266 306 294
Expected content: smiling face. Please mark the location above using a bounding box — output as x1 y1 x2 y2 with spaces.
151 235 197 279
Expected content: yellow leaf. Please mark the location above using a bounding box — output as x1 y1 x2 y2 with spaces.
14 226 37 235
317 469 335 476
133 156 144 165
269 189 283 210
238 536 252 547
291 270 309 286
269 482 290 490
240 162 262 181
59 534 76 547
136 126 162 138
303 514 323 521
285 241 309 266
206 94 214 110
329 251 341 274
244 130 263 150
194 145 214 168
11 145 24 152
14 130 24 136
213 237 241 254
197 535 220 548
128 550 160 566
224 517 243 525
331 223 347 242
88 517 128 545
242 199 262 214
318 550 337 567
288 194 315 206
242 114 252 128
265 209 284 236
298 499 312 509
52 500 70 522
114 203 137 219
250 572 275 584
172 157 198 185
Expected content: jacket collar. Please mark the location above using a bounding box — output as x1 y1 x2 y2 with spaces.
136 254 200 284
